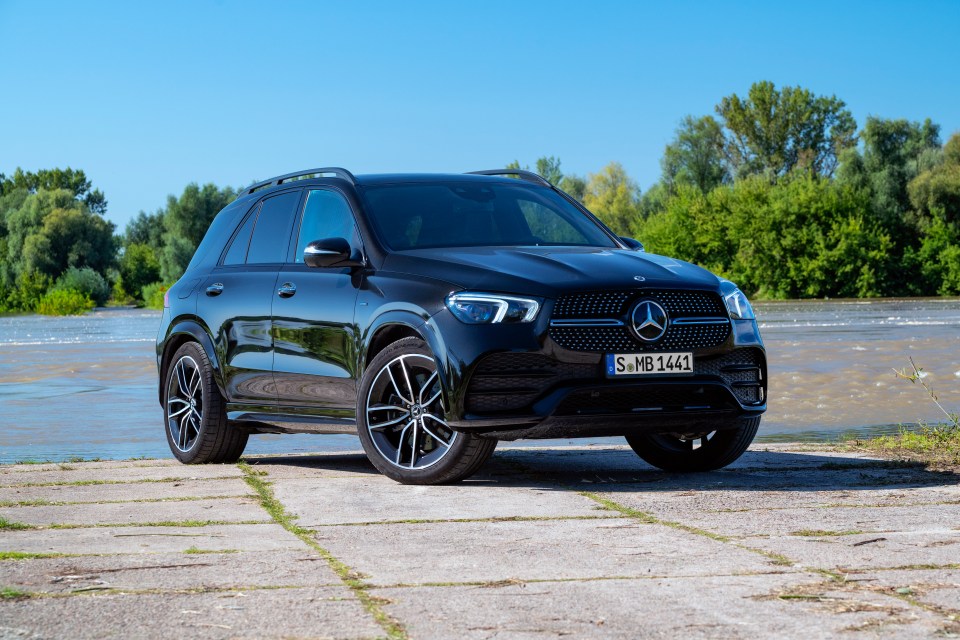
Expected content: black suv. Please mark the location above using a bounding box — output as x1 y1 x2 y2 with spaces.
156 167 766 484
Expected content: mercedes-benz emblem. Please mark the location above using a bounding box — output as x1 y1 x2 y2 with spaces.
633 276 646 282
631 300 668 342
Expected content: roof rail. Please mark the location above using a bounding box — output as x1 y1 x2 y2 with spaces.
466 169 552 187
244 167 357 195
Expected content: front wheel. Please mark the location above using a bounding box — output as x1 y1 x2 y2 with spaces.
357 337 497 484
164 342 248 464
625 417 760 472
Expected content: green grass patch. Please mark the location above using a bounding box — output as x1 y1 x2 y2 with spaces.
184 546 240 555
238 461 408 640
0 551 65 561
853 425 960 468
1 587 31 599
0 517 32 530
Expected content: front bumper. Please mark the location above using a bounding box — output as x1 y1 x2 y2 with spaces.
430 299 766 440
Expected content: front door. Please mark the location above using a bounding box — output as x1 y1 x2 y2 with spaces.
272 188 364 423
198 189 302 409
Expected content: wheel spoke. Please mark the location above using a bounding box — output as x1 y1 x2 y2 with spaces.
394 420 414 465
386 365 411 404
422 413 450 428
420 419 451 448
418 371 438 404
168 405 190 418
368 404 407 413
408 421 419 468
179 413 190 449
399 357 416 403
421 387 442 408
369 412 411 431
175 361 190 396
188 366 201 396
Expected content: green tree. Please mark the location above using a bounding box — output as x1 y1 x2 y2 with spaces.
125 210 166 249
908 132 960 224
119 243 161 301
535 156 564 184
0 167 107 214
21 205 116 279
662 115 728 193
582 162 640 234
716 81 857 178
558 175 587 201
159 234 196 283
163 183 238 249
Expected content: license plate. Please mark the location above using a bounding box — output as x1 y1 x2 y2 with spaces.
606 352 694 377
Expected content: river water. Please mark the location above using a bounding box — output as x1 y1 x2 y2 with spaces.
1 299 958 463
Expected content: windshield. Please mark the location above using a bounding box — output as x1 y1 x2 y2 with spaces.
359 182 618 250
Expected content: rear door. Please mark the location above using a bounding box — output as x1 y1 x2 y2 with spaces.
198 189 302 410
272 188 364 423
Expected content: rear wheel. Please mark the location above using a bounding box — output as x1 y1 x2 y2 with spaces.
164 342 248 464
625 417 760 472
357 337 497 484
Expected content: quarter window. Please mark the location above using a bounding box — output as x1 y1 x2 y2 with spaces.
222 204 259 265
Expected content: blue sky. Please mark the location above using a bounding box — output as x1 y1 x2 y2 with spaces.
2 0 958 229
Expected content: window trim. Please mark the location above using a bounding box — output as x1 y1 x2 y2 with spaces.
216 188 304 267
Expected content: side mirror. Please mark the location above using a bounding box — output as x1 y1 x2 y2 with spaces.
619 237 645 252
303 238 363 268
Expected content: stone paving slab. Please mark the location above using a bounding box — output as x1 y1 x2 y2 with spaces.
602 500 960 539
740 530 960 571
376 573 947 639
0 464 242 487
0 496 267 527
0 477 254 505
0 444 958 639
274 476 612 526
0 587 382 640
845 568 960 616
0 550 341 594
590 485 960 515
0 523 302 555
312 518 781 586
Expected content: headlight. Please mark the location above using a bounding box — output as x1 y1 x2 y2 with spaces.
719 280 755 320
445 292 541 324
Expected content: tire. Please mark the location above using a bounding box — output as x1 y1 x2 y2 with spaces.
357 337 497 484
625 416 760 472
163 342 248 464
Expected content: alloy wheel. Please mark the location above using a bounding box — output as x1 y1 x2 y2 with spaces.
166 355 204 452
365 353 457 469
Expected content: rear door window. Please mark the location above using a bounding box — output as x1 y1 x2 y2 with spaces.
246 190 301 264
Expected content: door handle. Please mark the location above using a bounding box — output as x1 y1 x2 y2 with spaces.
277 282 297 298
205 283 224 296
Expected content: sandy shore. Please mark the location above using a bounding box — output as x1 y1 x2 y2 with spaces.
1 444 958 639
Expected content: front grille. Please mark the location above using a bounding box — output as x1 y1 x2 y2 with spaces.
553 289 725 319
550 289 731 352
465 353 597 413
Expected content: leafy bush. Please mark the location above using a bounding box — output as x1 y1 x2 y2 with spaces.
141 282 170 310
36 288 94 316
119 243 160 302
2 271 53 312
52 267 110 306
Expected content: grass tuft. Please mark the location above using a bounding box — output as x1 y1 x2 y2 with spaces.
0 517 32 531
0 551 65 561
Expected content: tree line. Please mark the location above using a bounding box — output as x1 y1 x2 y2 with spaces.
510 81 959 298
0 168 237 313
1 80 957 313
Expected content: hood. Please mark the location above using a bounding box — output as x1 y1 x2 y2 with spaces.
382 246 722 297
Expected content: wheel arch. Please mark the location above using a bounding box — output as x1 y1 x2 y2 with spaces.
361 311 454 409
159 319 223 406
